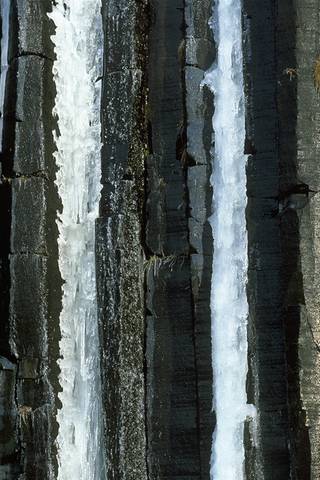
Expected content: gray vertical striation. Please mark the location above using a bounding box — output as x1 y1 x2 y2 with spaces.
184 0 215 477
243 1 291 478
0 1 61 478
145 0 215 478
96 1 149 479
243 0 320 478
295 0 320 477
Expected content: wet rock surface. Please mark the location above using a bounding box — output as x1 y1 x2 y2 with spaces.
2 0 320 478
243 2 291 478
96 1 148 479
96 0 215 478
145 0 214 478
295 0 320 477
244 0 320 478
0 2 60 479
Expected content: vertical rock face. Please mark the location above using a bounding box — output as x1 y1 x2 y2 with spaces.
243 2 291 478
2 0 320 479
145 0 214 478
96 1 148 479
184 2 215 473
96 0 215 478
295 1 320 478
0 1 60 479
244 0 320 478
146 2 198 478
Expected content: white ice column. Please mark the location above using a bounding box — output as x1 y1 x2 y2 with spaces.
49 1 105 479
203 0 255 478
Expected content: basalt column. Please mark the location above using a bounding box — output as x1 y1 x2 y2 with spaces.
243 1 291 478
145 0 214 478
96 1 149 479
0 1 61 479
295 0 320 477
244 0 320 478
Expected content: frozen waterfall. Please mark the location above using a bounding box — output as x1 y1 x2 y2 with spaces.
204 0 255 478
49 1 105 479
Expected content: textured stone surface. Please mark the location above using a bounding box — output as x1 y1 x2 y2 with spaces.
145 0 214 478
0 358 20 480
13 56 52 174
0 2 60 479
97 1 148 479
244 0 320 478
11 177 47 254
295 0 320 477
243 1 290 478
10 0 54 60
146 259 200 479
185 3 215 475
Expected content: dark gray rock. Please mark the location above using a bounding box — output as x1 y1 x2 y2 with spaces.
96 211 147 480
102 0 139 71
243 1 291 478
0 1 60 478
11 177 47 254
294 1 320 478
185 3 215 477
0 357 21 480
145 259 200 479
13 56 52 175
10 0 54 60
97 1 148 479
145 0 215 478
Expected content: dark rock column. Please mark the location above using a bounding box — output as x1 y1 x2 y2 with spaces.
145 0 214 478
96 1 149 479
146 2 200 477
295 0 320 477
0 2 61 478
243 1 291 478
185 0 215 476
276 1 312 478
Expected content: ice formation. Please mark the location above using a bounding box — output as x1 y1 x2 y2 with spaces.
49 1 105 479
204 0 255 478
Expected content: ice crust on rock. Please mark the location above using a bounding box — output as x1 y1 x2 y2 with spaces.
49 1 105 479
203 0 255 479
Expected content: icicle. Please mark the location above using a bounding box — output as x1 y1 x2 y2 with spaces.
203 0 255 478
49 1 105 478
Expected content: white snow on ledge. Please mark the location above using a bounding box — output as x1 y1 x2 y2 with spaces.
49 1 105 479
203 0 256 478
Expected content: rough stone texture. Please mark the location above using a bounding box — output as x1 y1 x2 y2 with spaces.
295 0 320 477
145 0 214 478
0 2 61 478
96 210 146 480
146 2 198 478
96 1 148 479
145 259 200 479
11 178 47 254
0 358 20 480
244 0 320 478
12 56 50 174
185 1 215 477
9 0 54 60
243 1 291 478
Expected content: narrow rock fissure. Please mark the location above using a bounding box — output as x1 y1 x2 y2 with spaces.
8 51 54 64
